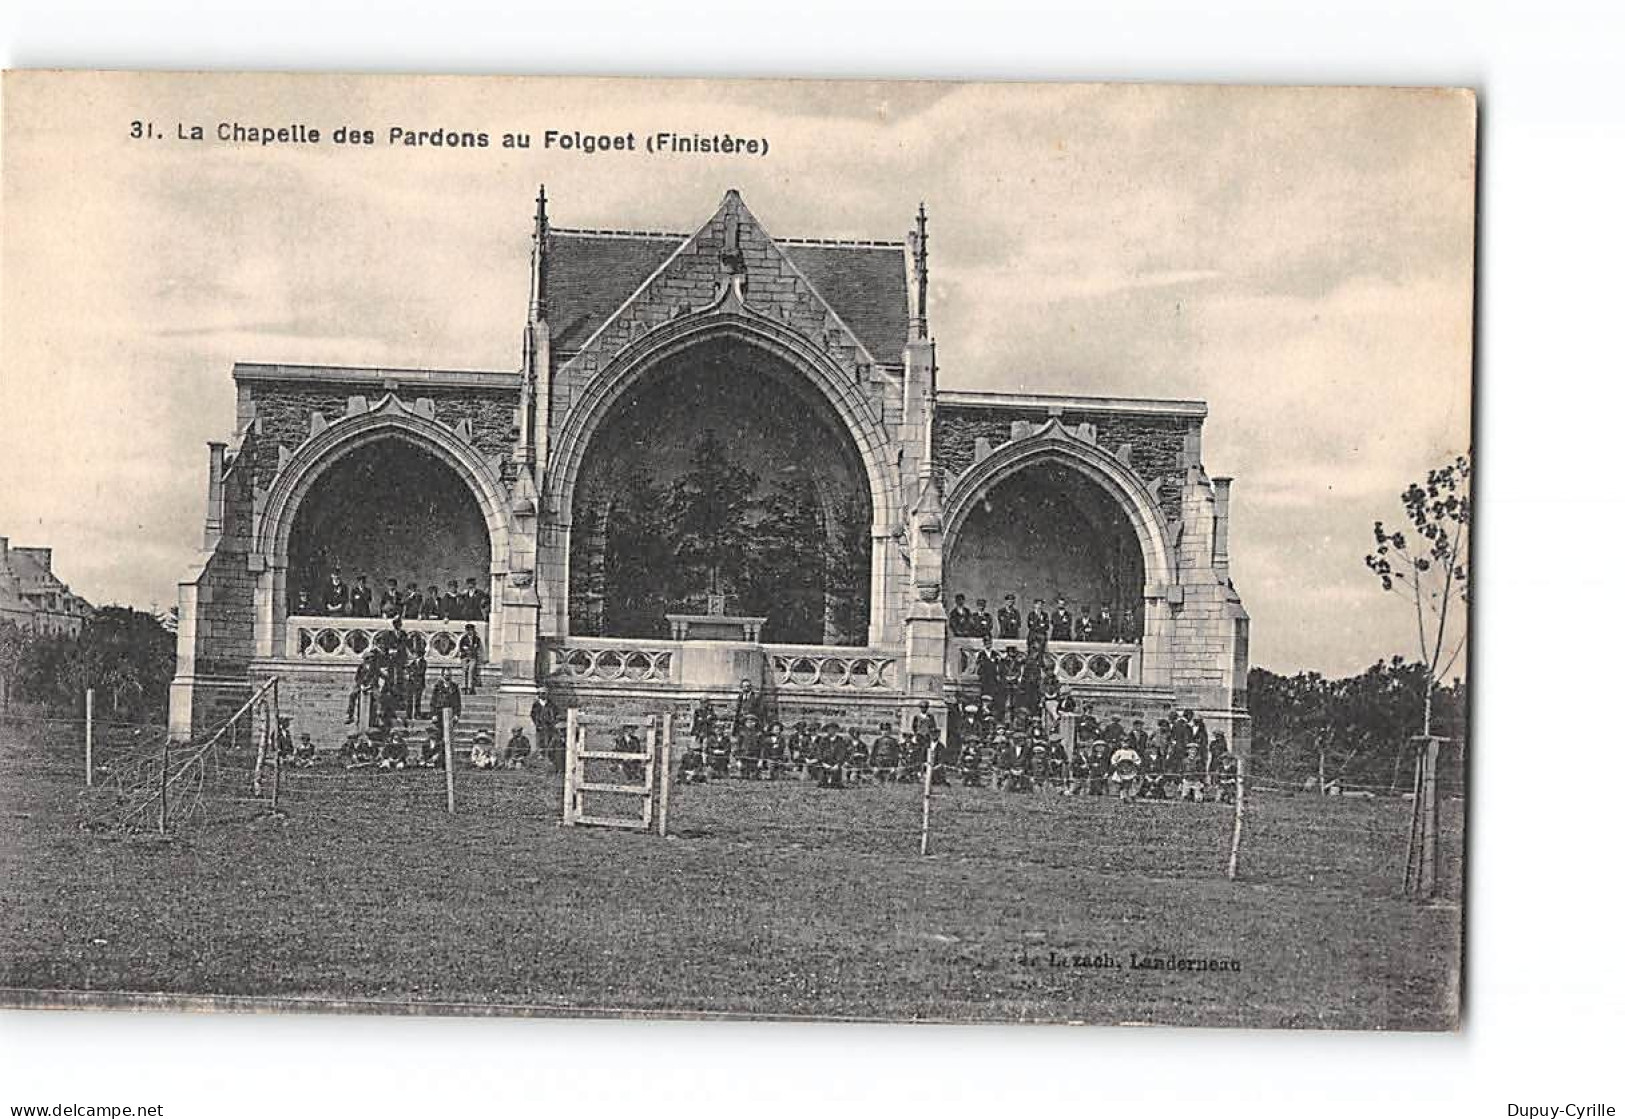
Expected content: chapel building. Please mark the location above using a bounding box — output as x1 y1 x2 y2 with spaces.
168 189 1250 752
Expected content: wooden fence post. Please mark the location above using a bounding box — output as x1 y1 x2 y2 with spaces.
269 681 282 813
83 688 94 787
442 706 456 814
157 735 171 836
656 713 674 838
920 738 937 857
1226 755 1248 881
562 708 579 825
1419 737 1440 898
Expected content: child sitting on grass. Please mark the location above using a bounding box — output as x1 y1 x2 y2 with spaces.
503 727 533 770
379 729 411 770
470 731 499 770
677 739 708 784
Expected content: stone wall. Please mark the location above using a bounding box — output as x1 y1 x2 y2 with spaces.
169 435 261 739
245 383 520 492
934 405 1195 523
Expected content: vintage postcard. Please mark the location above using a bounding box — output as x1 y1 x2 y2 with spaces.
0 71 1474 1028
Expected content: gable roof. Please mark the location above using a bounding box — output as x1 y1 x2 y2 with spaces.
546 230 685 355
781 241 909 367
546 222 910 365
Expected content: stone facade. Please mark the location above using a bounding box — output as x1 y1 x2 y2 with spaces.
0 537 94 637
169 188 1250 755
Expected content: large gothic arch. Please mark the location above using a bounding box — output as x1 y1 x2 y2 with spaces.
546 306 905 644
547 310 900 533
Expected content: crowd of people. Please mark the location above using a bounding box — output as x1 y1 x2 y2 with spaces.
673 679 1238 804
292 569 492 621
947 592 1136 644
278 621 1235 804
291 613 497 770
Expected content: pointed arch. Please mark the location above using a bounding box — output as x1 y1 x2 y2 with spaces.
547 308 901 536
940 424 1176 596
259 402 514 569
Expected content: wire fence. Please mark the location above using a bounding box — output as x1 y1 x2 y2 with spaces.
0 707 1463 901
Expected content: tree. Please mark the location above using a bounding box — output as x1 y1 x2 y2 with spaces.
1364 454 1470 742
76 606 176 719
0 620 25 712
601 468 677 637
822 495 873 645
743 480 827 643
667 430 760 609
1248 660 1465 793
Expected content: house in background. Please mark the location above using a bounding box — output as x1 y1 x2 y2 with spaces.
0 537 93 637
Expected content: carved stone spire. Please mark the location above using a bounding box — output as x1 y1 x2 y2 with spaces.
907 201 929 340
517 184 548 470
529 184 548 324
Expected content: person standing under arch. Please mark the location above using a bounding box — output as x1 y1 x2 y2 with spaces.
458 623 484 694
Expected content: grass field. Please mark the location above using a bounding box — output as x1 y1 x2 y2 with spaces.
0 722 1462 1029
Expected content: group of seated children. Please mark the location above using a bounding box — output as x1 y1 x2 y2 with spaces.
300 569 492 621
957 703 1238 803
947 592 1135 644
674 693 1238 805
331 632 479 770
677 699 950 789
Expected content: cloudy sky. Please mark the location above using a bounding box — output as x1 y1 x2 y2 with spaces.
0 73 1474 675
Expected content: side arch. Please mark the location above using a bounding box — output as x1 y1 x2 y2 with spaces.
254 403 518 661
259 405 514 569
940 430 1177 596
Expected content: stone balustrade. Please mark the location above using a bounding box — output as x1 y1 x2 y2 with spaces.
765 646 900 691
950 637 1141 687
287 615 487 665
547 638 679 684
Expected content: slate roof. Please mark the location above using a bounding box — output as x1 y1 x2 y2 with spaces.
546 228 911 365
781 241 909 367
546 231 685 355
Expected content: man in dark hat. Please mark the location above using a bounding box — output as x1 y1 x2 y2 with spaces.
1051 596 1074 642
731 678 763 737
274 715 295 760
428 667 462 730
405 644 428 722
349 574 374 618
380 578 405 620
974 634 1002 717
375 615 409 704
736 713 763 779
1026 598 1051 654
817 722 849 788
457 623 483 694
971 598 994 639
402 582 424 620
870 722 899 782
323 569 348 617
346 648 381 725
466 577 490 621
948 593 973 637
530 692 560 771
996 593 1021 639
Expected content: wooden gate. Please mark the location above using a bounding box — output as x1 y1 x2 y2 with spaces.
561 709 674 835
